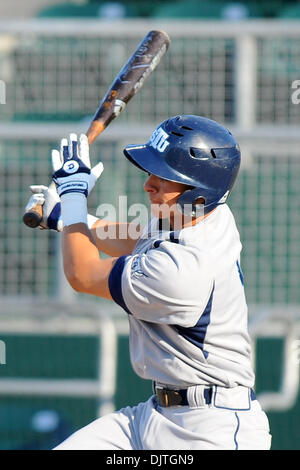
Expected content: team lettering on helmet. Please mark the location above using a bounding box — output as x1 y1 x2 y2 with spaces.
149 127 170 152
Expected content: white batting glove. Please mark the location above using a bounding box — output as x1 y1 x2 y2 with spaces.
52 133 103 198
51 133 103 227
25 183 63 232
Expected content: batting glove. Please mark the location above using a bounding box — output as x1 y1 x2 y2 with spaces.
52 133 103 197
25 183 63 232
52 133 103 227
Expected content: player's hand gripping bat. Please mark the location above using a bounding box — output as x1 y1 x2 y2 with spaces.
23 30 170 228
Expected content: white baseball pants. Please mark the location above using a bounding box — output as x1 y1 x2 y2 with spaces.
54 386 271 450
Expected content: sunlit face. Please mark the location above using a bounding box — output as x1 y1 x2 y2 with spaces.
143 173 190 220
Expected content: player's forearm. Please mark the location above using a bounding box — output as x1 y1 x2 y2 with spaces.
62 223 101 291
62 223 115 299
50 133 122 299
90 219 139 257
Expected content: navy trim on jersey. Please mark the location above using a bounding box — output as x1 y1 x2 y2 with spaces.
153 239 163 248
169 231 180 243
175 284 215 359
108 255 132 315
153 232 180 249
236 260 244 286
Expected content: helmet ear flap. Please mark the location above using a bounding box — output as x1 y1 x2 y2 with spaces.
177 186 229 217
176 188 205 218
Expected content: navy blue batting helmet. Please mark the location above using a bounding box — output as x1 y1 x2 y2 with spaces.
123 115 241 216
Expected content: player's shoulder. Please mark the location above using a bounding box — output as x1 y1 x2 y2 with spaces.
129 236 213 304
144 231 212 281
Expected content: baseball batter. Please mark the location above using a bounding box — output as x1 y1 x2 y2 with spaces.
26 115 272 450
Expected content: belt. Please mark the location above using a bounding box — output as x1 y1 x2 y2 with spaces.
154 383 257 408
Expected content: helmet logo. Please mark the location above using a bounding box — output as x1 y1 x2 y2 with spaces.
148 127 170 152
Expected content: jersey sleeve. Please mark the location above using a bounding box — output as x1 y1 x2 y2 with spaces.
108 241 214 327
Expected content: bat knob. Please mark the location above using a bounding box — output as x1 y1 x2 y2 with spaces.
23 207 43 228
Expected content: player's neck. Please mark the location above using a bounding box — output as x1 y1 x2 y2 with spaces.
169 208 215 231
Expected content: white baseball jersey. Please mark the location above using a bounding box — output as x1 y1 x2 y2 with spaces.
55 204 272 451
108 204 255 389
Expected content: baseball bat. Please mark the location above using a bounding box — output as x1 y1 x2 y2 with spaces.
23 30 170 228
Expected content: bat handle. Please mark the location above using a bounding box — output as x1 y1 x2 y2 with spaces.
86 121 105 145
23 204 43 228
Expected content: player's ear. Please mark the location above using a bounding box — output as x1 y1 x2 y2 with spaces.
194 197 205 205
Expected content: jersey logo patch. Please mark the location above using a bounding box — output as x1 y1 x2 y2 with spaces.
148 127 170 152
131 256 148 277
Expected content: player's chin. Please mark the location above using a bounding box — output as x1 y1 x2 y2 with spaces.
150 203 166 218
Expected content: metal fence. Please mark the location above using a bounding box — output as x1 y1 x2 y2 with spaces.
0 125 299 306
0 19 299 450
0 20 299 126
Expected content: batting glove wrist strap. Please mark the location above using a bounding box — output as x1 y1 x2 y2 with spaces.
61 193 88 227
57 180 88 198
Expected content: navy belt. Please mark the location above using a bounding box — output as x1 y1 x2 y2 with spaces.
154 383 257 408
